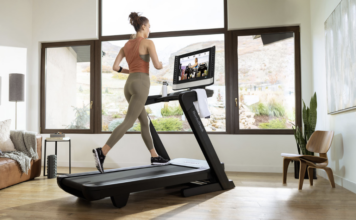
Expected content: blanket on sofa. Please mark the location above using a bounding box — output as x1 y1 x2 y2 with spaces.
0 130 38 174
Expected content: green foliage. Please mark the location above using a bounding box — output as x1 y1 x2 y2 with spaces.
161 103 184 116
293 92 317 155
112 72 129 80
66 103 90 129
250 101 285 117
258 118 286 129
108 118 124 131
112 113 120 118
105 87 109 93
79 85 83 92
145 107 153 114
102 109 107 116
108 118 136 131
133 117 183 132
269 101 285 117
250 103 269 116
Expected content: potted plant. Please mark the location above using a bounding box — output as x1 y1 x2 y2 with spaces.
292 92 317 179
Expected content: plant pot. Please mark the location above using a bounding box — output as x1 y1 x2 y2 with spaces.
294 161 317 179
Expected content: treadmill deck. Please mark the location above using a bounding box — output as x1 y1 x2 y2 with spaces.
57 158 212 201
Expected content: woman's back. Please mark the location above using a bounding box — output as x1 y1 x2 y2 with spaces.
124 37 150 74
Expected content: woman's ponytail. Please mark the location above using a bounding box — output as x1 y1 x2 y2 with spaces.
128 12 149 34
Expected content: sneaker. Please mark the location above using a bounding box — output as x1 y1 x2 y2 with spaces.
151 155 170 165
92 148 106 173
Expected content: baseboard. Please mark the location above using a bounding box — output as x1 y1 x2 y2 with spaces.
318 170 356 194
225 165 294 173
53 161 293 173
55 161 148 169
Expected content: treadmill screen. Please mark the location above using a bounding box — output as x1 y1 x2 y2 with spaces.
172 46 215 90
179 52 210 81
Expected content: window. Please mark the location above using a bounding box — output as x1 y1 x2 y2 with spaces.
40 1 302 135
102 0 224 36
232 27 301 134
41 41 95 133
101 34 226 132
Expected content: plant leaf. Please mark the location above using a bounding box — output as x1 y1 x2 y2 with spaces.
309 92 317 133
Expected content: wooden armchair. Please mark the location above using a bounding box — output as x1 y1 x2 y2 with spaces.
281 130 335 190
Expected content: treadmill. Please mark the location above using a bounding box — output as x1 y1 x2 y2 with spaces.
57 89 235 208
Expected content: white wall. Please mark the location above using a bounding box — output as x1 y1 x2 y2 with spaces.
0 0 32 130
310 0 356 193
23 0 314 172
0 46 27 129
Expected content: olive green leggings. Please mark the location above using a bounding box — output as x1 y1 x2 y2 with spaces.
105 72 154 150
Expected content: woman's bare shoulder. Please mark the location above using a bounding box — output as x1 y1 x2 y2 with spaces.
142 39 154 47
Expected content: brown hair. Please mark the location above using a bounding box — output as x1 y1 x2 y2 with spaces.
129 12 149 32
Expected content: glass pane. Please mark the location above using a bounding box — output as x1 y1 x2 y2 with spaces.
238 33 295 129
102 0 224 36
101 34 225 132
45 45 91 129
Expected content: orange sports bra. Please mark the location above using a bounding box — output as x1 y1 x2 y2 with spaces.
123 37 150 74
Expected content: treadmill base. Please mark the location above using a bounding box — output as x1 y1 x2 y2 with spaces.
181 182 222 197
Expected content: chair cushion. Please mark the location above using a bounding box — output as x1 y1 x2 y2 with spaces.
0 119 16 152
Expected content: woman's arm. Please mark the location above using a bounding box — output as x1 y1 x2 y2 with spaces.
189 61 198 68
147 40 163 70
112 48 129 74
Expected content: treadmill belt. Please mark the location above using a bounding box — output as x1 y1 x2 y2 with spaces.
62 165 197 190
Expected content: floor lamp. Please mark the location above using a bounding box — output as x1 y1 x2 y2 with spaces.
9 73 24 130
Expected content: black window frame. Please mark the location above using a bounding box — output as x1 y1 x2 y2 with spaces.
231 26 302 134
40 40 96 134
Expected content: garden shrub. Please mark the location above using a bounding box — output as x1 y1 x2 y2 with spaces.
102 123 109 131
108 118 125 131
250 101 285 117
250 103 269 116
112 113 120 118
258 118 286 129
132 117 183 132
146 107 153 114
109 118 136 131
161 103 184 116
66 104 90 129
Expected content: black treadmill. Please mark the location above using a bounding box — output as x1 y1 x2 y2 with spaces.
57 89 235 208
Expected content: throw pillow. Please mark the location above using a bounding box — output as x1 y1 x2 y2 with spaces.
0 119 16 152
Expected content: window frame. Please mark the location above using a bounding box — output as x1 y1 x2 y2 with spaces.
231 26 302 134
40 40 96 134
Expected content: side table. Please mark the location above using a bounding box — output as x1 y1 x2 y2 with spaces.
44 137 71 176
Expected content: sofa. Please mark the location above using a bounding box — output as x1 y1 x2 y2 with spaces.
0 135 42 189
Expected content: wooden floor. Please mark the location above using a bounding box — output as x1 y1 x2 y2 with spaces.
0 167 355 220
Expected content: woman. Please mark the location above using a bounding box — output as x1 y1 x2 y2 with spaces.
92 12 170 173
189 58 199 69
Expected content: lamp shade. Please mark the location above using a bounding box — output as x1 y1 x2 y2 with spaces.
9 73 24 102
